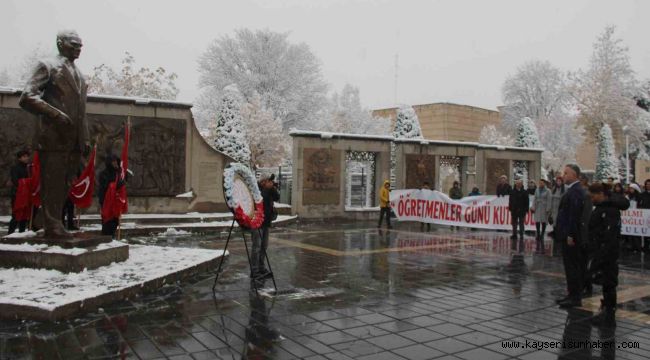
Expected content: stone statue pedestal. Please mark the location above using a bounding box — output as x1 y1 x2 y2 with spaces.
0 232 129 273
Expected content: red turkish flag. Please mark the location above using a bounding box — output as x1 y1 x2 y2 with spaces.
69 146 96 208
12 178 32 221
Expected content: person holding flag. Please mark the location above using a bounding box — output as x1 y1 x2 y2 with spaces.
98 123 129 237
7 150 31 234
65 146 96 231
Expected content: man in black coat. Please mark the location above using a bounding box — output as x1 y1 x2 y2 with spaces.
555 164 586 308
7 150 31 234
251 173 280 280
509 179 529 251
496 175 512 197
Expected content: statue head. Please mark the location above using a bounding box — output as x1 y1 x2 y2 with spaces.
56 30 82 61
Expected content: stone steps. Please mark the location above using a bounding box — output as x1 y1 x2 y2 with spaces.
0 206 292 227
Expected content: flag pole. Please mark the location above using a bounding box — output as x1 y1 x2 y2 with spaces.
116 216 122 241
116 116 131 241
28 206 34 232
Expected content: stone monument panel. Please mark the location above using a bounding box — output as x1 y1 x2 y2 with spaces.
0 110 186 198
405 154 435 189
485 158 509 195
303 148 341 205
90 114 186 196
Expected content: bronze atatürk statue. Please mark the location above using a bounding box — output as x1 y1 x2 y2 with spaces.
19 30 90 239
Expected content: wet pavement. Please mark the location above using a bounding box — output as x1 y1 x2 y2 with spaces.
1 221 650 359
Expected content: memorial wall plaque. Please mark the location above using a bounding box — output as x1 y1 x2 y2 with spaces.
485 158 509 195
303 148 341 205
405 154 436 189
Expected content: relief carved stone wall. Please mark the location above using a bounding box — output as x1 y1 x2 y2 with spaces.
303 148 341 205
0 109 186 198
404 154 435 190
485 158 510 195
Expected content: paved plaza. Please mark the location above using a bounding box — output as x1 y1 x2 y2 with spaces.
1 222 650 359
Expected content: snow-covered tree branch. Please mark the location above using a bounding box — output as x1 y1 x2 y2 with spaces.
87 52 179 100
198 29 328 130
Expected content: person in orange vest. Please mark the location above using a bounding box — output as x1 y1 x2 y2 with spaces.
378 180 392 229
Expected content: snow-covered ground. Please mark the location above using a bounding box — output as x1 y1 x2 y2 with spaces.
0 240 126 256
0 245 227 311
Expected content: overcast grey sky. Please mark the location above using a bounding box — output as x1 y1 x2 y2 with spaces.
1 0 649 111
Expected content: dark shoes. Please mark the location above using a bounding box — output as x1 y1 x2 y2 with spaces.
592 304 616 328
555 296 569 304
558 298 582 309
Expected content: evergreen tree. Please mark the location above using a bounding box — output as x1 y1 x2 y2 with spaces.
515 117 542 148
393 105 423 139
391 105 423 185
595 124 619 182
514 117 544 182
213 85 251 164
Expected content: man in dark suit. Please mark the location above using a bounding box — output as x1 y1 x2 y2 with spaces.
508 178 529 252
19 30 90 239
555 164 586 308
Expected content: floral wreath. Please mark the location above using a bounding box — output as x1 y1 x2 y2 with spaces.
223 163 265 229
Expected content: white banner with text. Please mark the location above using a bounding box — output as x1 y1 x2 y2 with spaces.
389 189 648 236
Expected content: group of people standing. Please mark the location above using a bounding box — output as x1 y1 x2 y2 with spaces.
503 164 646 327
6 149 127 237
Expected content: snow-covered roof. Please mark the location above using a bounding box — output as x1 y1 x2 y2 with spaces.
289 129 393 141
88 93 193 108
0 86 193 108
477 144 545 152
289 129 544 152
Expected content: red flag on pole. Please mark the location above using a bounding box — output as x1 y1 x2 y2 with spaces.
69 146 96 208
30 151 41 208
12 178 31 221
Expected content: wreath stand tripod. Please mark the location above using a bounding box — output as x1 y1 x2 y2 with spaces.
212 219 278 294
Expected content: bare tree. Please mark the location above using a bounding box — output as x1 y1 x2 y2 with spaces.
87 52 179 100
197 28 328 130
0 68 10 87
324 84 391 135
478 124 514 146
241 92 287 169
502 60 570 125
0 45 53 88
501 59 582 174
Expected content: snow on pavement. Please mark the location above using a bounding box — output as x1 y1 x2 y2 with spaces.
0 245 227 311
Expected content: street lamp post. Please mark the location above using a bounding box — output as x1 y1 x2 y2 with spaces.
623 125 630 184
